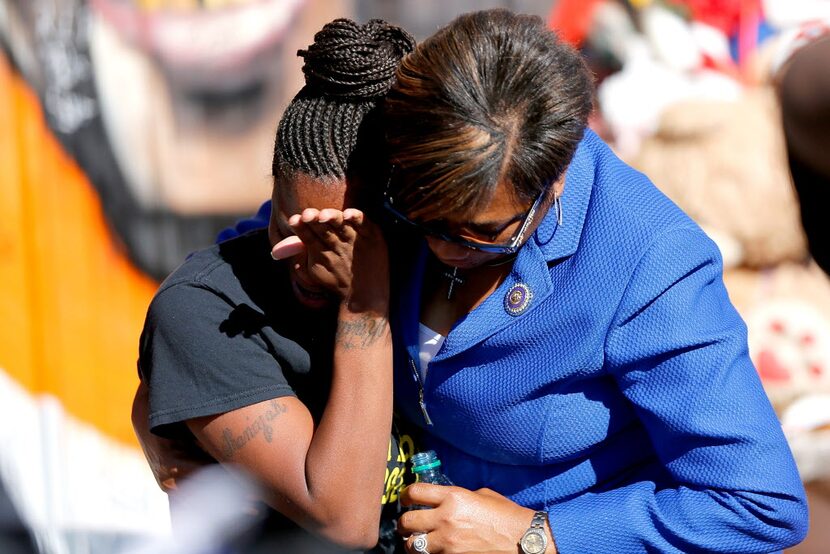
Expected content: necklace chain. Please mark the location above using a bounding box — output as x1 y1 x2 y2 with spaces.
438 253 517 301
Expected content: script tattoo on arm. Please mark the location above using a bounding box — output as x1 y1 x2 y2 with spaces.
220 399 287 459
335 314 389 350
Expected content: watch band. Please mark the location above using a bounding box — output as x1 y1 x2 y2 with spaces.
519 511 549 554
529 510 546 530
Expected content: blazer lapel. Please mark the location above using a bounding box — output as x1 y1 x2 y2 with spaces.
397 130 601 363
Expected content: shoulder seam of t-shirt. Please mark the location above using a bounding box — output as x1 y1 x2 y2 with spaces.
156 249 228 297
151 384 294 417
152 257 244 313
150 384 296 419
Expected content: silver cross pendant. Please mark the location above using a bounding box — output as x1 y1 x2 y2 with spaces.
442 266 465 300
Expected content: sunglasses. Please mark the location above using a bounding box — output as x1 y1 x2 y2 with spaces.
382 170 553 254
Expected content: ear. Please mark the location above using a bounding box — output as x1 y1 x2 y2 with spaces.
553 173 566 199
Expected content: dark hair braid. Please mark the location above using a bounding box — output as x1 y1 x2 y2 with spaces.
274 18 415 180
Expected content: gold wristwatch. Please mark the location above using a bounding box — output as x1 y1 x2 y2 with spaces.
519 510 548 554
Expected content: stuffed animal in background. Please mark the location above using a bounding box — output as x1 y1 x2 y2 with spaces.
727 266 830 403
631 87 807 269
629 88 830 483
573 0 830 541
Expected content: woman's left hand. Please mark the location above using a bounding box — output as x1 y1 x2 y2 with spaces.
398 484 557 554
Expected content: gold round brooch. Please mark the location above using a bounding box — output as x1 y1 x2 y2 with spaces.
504 283 532 316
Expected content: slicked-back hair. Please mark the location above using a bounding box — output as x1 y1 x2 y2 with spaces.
274 19 414 187
383 9 594 219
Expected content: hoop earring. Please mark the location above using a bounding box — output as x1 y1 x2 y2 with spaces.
555 196 563 227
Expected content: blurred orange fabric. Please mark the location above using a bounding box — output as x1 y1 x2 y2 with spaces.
0 53 157 446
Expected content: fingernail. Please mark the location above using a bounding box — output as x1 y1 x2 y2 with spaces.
271 250 282 261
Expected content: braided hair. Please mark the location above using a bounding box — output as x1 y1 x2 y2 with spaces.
274 19 415 182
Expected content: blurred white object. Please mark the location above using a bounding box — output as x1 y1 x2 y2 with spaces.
768 19 830 75
782 394 830 482
0 369 170 554
783 394 830 433
598 48 742 158
122 465 263 554
641 4 702 71
761 0 830 77
763 0 830 30
597 2 743 158
700 225 745 268
588 0 641 66
689 21 734 65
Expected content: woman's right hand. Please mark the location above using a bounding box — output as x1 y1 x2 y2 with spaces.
272 208 390 314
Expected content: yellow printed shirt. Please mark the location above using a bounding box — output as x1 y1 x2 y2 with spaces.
374 415 418 554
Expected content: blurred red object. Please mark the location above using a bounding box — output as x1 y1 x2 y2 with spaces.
547 0 605 46
670 0 747 35
670 0 762 68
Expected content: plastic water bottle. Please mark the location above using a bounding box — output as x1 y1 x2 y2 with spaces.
411 450 453 486
411 451 453 486
409 450 453 511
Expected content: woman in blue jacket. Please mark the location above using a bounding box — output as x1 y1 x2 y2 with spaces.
376 9 808 554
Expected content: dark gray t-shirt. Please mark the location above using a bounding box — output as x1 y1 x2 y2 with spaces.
139 229 334 436
138 229 412 553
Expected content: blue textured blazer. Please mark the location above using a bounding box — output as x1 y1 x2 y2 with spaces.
220 131 808 553
391 130 808 553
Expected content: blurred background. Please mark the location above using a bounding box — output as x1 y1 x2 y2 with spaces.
1 1 829 552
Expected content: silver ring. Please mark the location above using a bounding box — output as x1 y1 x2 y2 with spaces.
412 532 429 554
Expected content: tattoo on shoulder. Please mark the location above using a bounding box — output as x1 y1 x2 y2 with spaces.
335 315 389 350
220 400 287 459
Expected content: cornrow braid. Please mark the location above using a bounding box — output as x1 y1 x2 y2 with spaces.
274 18 415 181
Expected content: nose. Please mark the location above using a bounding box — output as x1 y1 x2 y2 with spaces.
425 236 472 264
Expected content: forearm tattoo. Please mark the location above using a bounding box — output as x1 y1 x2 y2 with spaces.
335 314 389 350
220 399 287 459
